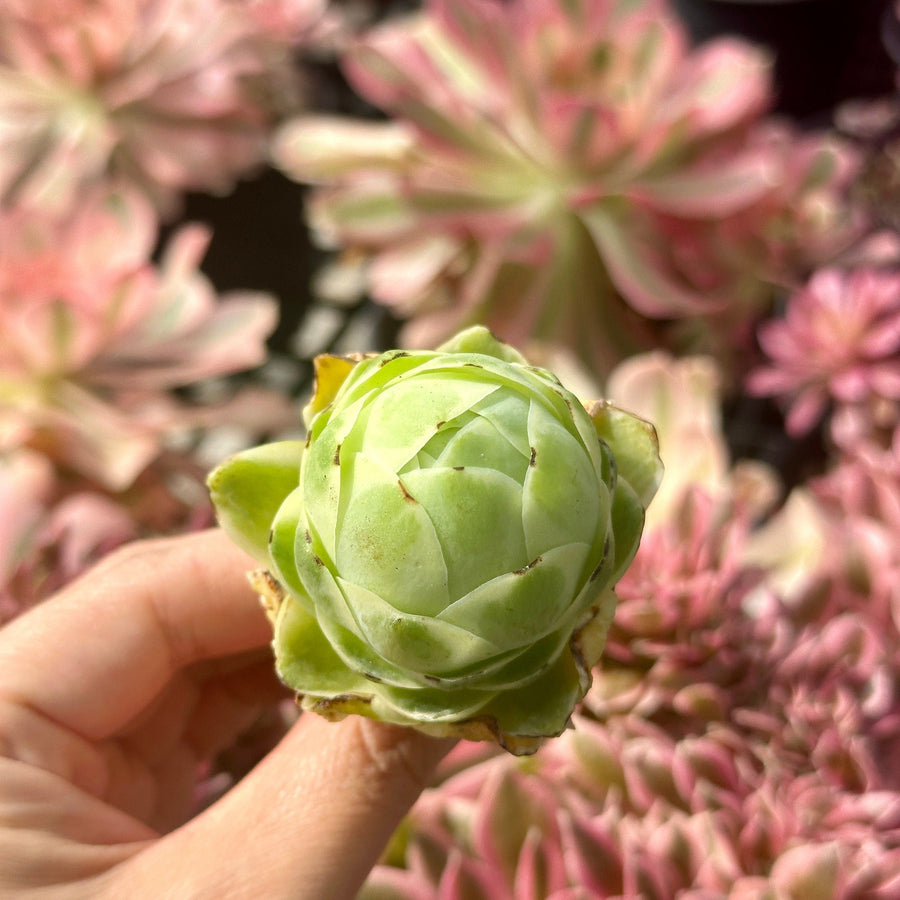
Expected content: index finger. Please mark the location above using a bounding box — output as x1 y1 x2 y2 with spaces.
0 529 271 740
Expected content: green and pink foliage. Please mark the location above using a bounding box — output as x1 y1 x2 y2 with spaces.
0 475 139 622
274 0 861 372
0 0 328 214
0 450 55 620
360 351 900 898
1 0 898 894
0 186 286 491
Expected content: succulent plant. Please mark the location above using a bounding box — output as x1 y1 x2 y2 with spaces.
274 0 861 374
0 0 327 214
208 326 661 753
0 186 282 489
748 268 900 442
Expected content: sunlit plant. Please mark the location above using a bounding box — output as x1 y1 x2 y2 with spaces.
0 0 327 214
0 186 280 489
274 0 860 372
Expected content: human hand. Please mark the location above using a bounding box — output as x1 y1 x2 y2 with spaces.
0 530 452 900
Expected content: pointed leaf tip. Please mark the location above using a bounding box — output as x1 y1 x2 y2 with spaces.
304 353 367 426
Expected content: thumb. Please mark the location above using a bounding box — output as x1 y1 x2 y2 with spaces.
114 714 453 900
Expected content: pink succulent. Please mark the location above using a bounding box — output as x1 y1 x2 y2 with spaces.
0 438 239 618
10 492 139 614
0 469 140 622
367 706 900 897
0 0 327 214
815 434 900 535
748 268 900 440
589 487 769 726
274 0 860 371
0 449 54 620
0 187 281 489
605 351 778 526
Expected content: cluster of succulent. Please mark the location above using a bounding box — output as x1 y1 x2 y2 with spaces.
358 351 900 898
0 187 284 487
273 0 862 373
0 0 329 213
0 0 325 614
748 268 900 446
2 0 900 896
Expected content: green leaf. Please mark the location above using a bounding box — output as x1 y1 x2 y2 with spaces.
522 400 603 559
268 486 312 605
334 453 450 617
587 401 663 508
482 644 584 737
439 542 589 649
273 594 370 696
207 441 304 564
338 578 503 677
399 466 526 603
436 325 528 363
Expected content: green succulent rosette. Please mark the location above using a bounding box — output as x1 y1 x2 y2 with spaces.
208 327 661 754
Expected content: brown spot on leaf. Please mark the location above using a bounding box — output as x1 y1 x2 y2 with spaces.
333 443 341 465
398 479 417 502
379 350 410 367
590 537 612 581
514 556 542 575
248 568 286 624
529 446 537 467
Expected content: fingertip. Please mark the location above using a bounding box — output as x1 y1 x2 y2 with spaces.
352 717 456 801
293 714 455 816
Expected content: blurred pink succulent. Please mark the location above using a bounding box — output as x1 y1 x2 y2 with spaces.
0 186 281 489
360 481 900 898
816 433 900 536
605 351 778 527
589 487 771 726
0 449 54 620
1 490 140 621
365 706 900 898
0 0 327 213
362 748 720 900
835 89 900 237
274 0 860 371
748 268 900 441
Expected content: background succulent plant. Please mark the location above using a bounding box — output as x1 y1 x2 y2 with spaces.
274 0 861 373
2 0 899 893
